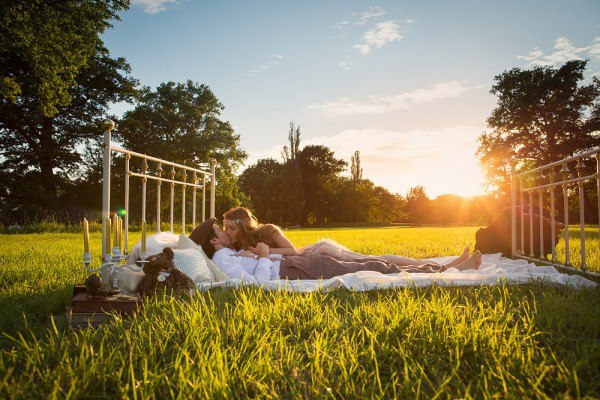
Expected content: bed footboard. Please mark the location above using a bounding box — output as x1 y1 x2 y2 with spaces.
511 147 600 277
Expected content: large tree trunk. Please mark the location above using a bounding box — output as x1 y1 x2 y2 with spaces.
39 116 57 208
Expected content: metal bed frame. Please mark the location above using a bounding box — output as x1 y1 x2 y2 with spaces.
83 119 217 287
510 146 600 277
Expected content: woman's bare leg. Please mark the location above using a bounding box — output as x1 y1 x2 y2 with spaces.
379 247 470 267
451 250 482 271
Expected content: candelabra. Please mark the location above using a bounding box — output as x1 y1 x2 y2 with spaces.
82 214 148 295
82 249 148 295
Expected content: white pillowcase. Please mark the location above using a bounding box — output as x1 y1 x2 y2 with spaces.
123 231 229 286
171 247 215 284
177 233 229 282
117 267 145 294
126 231 179 264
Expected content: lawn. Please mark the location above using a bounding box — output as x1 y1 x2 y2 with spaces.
0 227 599 399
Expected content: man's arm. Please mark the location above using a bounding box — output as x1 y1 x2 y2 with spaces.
213 246 274 283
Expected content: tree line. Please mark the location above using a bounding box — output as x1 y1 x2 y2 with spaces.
1 1 599 227
238 124 506 226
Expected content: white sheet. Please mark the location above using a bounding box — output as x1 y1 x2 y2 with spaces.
196 253 598 292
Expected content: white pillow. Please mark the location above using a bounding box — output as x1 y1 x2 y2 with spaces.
177 233 230 282
117 267 145 294
126 231 179 264
171 247 215 284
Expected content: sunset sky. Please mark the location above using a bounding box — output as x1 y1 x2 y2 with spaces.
103 0 600 198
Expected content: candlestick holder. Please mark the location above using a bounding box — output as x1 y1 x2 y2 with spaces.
111 246 126 264
81 251 117 292
121 252 149 272
110 247 126 291
82 247 149 296
109 252 149 293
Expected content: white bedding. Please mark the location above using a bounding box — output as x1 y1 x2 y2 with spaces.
196 253 598 292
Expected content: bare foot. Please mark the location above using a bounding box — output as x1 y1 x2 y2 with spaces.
446 247 470 268
452 250 482 271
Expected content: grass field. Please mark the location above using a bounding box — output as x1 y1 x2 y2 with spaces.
0 227 599 399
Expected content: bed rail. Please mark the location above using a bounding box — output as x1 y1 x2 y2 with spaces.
93 119 217 285
510 146 600 277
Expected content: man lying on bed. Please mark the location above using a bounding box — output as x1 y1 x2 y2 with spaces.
190 218 483 283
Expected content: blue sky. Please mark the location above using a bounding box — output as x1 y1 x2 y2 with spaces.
103 0 600 197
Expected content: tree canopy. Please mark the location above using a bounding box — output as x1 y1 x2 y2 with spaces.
239 122 415 226
0 0 130 116
477 60 600 193
117 81 248 217
0 1 137 221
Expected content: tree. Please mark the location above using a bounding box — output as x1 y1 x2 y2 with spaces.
477 60 600 194
429 194 467 225
281 121 303 225
0 1 135 221
0 49 137 220
238 158 285 223
299 145 346 224
328 177 370 223
406 186 430 223
0 0 130 116
351 150 363 183
366 184 405 223
116 81 248 219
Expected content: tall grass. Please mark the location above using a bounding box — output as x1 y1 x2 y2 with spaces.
0 228 598 398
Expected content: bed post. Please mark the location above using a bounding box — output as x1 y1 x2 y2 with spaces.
202 175 206 222
101 119 114 285
210 158 216 218
510 162 517 258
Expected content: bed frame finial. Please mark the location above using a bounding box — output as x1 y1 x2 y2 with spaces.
102 119 115 132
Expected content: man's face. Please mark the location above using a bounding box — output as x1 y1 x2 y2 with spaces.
222 219 240 243
212 225 231 247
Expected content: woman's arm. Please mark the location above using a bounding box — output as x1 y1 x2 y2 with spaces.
266 228 297 255
252 225 297 255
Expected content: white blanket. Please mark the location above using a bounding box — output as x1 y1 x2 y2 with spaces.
196 253 597 292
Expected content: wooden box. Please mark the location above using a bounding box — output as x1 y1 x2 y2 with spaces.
71 285 142 314
65 285 143 327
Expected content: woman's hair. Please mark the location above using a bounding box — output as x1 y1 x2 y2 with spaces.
223 207 281 250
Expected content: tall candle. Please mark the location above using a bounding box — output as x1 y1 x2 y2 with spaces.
112 213 118 249
118 216 123 249
141 219 146 253
105 216 111 252
83 218 90 253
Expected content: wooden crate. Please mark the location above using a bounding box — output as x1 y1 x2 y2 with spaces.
63 306 111 328
72 285 142 314
65 285 143 327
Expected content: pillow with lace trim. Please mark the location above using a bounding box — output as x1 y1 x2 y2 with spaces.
177 233 229 281
171 247 215 284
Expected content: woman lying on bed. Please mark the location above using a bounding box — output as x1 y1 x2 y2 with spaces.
221 207 298 256
189 218 482 283
212 206 477 270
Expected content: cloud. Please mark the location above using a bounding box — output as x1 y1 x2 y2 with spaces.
334 21 350 30
338 61 354 70
308 81 471 117
517 36 600 67
356 6 387 25
247 54 284 76
354 21 403 54
132 0 178 14
336 6 387 29
589 37 600 60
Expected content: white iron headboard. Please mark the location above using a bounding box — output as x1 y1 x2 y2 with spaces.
95 119 217 285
